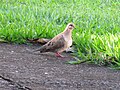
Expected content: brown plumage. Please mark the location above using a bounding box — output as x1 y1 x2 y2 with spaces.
33 23 75 57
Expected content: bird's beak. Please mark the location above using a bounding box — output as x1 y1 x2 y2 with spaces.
74 26 76 29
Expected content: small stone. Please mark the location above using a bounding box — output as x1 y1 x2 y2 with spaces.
11 51 14 53
45 72 48 75
15 71 18 73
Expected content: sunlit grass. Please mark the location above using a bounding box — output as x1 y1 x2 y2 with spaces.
0 0 120 68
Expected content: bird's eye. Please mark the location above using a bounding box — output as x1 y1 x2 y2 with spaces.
69 24 73 27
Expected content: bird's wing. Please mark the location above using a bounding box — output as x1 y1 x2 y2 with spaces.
34 35 66 52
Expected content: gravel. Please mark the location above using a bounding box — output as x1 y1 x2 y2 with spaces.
0 43 120 90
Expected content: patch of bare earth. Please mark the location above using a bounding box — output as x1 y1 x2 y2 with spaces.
0 43 120 90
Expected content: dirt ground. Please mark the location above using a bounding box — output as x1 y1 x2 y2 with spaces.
0 43 120 90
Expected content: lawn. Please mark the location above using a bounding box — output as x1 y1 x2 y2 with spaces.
0 0 120 68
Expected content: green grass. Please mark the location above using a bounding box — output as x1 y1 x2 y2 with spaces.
0 0 120 68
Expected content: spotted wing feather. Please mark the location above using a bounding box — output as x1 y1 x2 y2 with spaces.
34 35 66 53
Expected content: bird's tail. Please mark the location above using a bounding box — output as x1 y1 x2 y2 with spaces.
26 45 46 54
32 47 42 52
32 46 45 53
26 48 35 54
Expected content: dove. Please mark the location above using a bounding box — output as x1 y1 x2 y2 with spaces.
33 23 75 57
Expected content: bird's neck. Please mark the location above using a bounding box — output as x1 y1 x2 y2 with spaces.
63 29 72 36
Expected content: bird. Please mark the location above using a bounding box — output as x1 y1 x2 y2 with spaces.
33 23 75 57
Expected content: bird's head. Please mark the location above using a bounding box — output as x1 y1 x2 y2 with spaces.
67 23 75 30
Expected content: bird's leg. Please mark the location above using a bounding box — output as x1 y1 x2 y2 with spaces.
55 52 64 58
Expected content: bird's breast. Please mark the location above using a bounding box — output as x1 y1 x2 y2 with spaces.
67 39 72 47
64 36 72 47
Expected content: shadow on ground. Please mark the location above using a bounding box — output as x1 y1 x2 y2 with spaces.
0 43 120 90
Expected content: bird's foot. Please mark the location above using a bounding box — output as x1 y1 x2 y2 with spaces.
55 52 64 58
